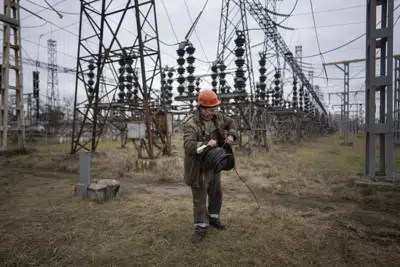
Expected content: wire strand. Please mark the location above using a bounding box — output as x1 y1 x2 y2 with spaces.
234 168 261 208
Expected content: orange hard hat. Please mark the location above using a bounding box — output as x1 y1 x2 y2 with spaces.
198 90 221 107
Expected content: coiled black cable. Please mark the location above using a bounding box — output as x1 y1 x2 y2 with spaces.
200 146 235 174
200 144 261 208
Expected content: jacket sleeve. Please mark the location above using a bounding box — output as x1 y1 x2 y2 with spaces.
222 114 238 141
183 122 205 156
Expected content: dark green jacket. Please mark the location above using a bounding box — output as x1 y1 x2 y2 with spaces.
182 108 238 188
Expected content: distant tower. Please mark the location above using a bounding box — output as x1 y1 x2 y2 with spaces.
46 39 60 111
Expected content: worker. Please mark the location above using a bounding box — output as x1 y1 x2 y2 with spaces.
182 89 238 244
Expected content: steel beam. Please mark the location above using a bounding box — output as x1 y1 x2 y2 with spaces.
394 56 400 145
0 14 19 27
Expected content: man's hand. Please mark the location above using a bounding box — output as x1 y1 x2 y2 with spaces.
207 139 217 148
225 135 234 145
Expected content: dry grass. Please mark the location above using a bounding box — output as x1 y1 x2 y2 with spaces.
1 134 400 266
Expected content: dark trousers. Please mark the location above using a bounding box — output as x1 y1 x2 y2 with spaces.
191 171 222 228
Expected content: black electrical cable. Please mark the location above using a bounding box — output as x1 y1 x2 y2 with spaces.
275 0 299 26
200 146 235 174
234 168 261 209
200 144 261 208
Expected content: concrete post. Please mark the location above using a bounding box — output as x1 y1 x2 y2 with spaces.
75 152 91 197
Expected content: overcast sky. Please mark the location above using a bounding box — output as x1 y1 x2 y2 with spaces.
2 0 400 115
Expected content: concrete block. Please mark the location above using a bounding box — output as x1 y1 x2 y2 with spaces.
354 172 400 192
87 179 121 201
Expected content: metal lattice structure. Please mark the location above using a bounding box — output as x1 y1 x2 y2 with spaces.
173 0 330 154
0 0 25 150
364 0 395 179
394 55 400 146
46 39 60 111
71 0 170 158
246 0 326 115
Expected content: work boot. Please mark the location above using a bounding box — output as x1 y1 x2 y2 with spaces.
192 226 207 244
209 217 226 231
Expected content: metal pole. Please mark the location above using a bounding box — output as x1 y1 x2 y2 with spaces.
365 0 394 179
365 0 376 176
70 1 84 154
344 62 350 145
91 0 106 152
385 0 394 177
135 0 153 159
394 56 400 145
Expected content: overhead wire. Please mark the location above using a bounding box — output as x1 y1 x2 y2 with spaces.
21 0 67 20
291 1 400 17
182 0 210 63
308 0 328 82
323 8 400 94
275 0 299 25
43 0 64 18
160 0 179 43
25 0 79 15
303 4 400 59
18 3 195 74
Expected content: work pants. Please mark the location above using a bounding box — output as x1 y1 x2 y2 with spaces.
191 171 222 228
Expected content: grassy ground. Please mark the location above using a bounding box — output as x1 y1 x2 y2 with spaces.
1 134 400 266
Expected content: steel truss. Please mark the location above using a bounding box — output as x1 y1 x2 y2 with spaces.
0 0 25 150
71 0 170 158
394 55 400 145
365 0 395 179
173 0 330 155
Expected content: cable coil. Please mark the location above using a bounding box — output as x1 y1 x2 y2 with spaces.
200 146 235 174
199 144 261 208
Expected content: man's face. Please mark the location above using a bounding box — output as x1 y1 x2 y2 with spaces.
201 106 218 119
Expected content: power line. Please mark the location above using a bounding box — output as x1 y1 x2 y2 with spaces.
182 0 210 63
309 0 328 82
276 0 299 25
291 1 400 17
25 0 79 15
160 0 179 43
21 0 67 20
296 20 365 30
303 8 400 59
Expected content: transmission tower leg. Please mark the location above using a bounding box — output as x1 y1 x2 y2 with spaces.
0 0 25 150
365 0 395 179
335 63 352 146
394 56 400 146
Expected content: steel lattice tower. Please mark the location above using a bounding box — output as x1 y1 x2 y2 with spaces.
71 0 166 157
0 0 25 150
46 39 60 111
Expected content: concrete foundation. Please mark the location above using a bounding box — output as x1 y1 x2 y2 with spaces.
87 179 121 201
74 152 120 201
354 172 400 191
